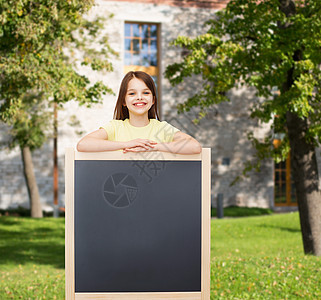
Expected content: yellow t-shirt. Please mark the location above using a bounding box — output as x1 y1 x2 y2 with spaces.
101 119 180 143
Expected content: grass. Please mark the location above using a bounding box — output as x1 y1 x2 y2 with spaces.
0 212 320 299
0 217 65 300
211 213 321 299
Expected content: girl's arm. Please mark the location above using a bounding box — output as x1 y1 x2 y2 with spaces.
124 131 202 154
154 131 202 154
76 129 156 152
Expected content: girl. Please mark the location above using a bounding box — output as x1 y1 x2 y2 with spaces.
77 71 201 154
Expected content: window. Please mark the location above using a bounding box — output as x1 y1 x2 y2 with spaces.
124 22 160 115
124 23 159 85
273 139 297 206
222 157 230 166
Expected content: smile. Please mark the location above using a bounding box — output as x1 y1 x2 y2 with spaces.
133 103 147 107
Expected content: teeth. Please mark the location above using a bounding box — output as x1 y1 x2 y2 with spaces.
135 103 145 106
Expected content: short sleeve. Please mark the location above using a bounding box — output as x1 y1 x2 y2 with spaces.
100 121 115 141
159 121 180 143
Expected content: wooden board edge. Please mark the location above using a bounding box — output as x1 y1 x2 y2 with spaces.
65 148 75 300
75 150 202 161
201 148 211 300
68 147 211 299
75 292 201 299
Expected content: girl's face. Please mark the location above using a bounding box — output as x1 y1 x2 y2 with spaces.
124 77 154 118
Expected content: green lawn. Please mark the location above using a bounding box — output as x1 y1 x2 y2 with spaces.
0 213 320 299
0 217 65 300
211 213 321 299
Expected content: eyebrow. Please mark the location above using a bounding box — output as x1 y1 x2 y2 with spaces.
127 88 150 92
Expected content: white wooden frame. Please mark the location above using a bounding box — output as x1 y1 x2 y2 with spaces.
65 148 211 300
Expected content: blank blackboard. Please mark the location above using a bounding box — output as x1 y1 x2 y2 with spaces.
75 160 201 292
65 149 211 300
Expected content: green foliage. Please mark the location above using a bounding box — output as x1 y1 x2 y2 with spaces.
211 205 273 218
5 92 51 150
0 206 65 217
0 0 116 150
165 0 321 173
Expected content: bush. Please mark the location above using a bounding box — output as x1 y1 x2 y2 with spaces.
0 206 65 217
211 206 273 218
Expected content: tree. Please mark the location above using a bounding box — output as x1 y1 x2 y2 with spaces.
165 0 321 255
0 0 116 217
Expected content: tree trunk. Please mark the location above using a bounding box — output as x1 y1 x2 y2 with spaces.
21 146 43 218
279 0 321 256
53 103 59 217
286 112 321 256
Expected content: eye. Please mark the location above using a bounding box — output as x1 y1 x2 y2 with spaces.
128 92 135 96
144 91 151 95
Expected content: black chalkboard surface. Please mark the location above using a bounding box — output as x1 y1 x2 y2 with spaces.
74 160 201 293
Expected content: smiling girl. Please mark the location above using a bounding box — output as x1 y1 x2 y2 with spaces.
77 71 201 154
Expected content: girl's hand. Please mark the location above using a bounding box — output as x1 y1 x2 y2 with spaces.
123 146 150 153
123 139 157 153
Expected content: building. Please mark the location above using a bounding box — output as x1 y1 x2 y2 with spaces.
1 0 311 212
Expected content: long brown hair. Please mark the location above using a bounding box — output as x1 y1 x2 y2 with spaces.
113 71 160 120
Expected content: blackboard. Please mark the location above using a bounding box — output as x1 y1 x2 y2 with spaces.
65 149 210 300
